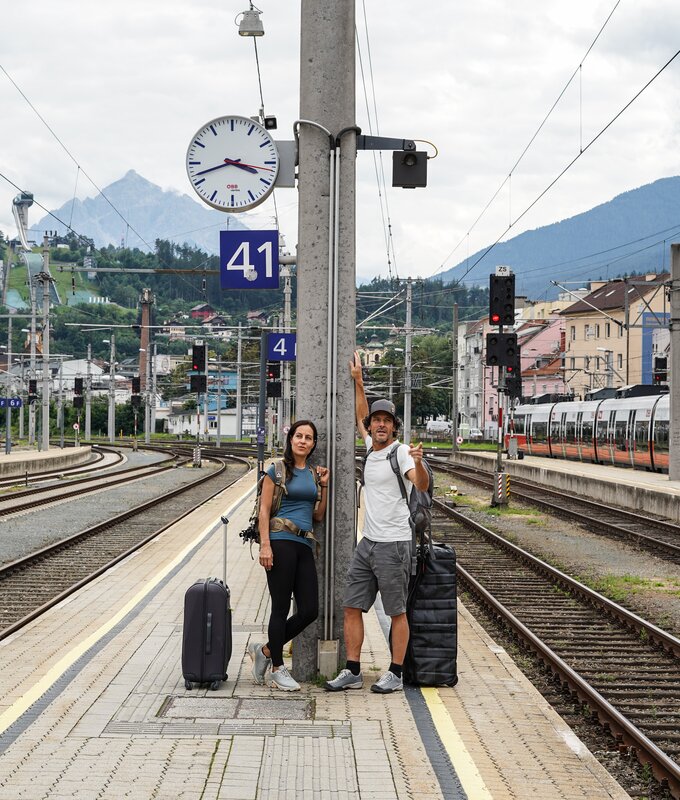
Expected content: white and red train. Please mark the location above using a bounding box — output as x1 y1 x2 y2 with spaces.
506 391 670 472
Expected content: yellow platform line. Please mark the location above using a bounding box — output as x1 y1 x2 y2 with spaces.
0 492 252 738
421 686 494 800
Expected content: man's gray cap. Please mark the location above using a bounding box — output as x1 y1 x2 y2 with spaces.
368 398 397 421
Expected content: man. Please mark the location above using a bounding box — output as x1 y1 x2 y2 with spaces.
325 351 430 694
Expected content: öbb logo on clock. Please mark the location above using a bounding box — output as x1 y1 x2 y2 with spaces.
227 184 239 190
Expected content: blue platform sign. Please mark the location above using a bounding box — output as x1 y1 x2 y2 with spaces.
220 230 279 290
0 397 22 408
267 333 296 361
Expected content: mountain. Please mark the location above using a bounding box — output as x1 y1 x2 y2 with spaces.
440 176 680 298
33 169 249 253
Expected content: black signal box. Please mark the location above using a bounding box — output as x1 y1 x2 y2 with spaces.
653 356 667 384
190 374 207 393
266 381 282 399
74 377 84 395
192 344 207 373
73 395 84 409
131 376 141 394
486 332 518 367
489 274 515 326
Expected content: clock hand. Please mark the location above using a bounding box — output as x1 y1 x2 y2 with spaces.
223 158 275 172
193 159 258 176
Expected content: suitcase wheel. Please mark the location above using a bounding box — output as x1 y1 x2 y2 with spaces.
185 680 193 690
210 680 220 691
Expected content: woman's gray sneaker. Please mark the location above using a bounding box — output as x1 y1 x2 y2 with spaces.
248 641 271 685
324 668 364 692
270 665 301 692
370 670 403 693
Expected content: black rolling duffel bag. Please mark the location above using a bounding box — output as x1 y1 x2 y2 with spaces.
182 516 232 690
402 541 458 687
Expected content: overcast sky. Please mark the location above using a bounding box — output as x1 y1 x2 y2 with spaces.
1 1 679 286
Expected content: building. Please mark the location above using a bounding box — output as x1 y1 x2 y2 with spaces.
560 274 668 397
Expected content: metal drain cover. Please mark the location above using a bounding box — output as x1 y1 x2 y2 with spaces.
162 696 313 720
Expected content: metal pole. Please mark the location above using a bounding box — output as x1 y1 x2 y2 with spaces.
403 277 413 443
216 359 222 447
85 343 92 441
5 316 11 455
236 322 243 441
40 273 50 452
18 356 24 440
151 341 157 435
108 333 116 443
144 343 151 444
451 303 459 454
28 285 36 446
58 360 64 449
669 244 680 481
257 329 267 477
283 269 292 433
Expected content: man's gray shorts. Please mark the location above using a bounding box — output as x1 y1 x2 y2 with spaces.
343 538 411 617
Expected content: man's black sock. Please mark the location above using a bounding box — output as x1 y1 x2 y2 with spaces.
389 662 402 679
346 660 361 676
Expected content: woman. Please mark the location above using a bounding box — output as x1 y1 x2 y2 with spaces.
248 419 329 691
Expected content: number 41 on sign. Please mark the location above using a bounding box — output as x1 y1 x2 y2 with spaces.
267 333 296 361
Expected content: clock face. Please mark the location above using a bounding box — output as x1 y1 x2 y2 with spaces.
186 115 280 212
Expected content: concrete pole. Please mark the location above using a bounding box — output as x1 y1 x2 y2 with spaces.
236 322 243 441
18 357 24 440
216 359 222 447
295 0 355 679
282 268 292 433
85 343 92 441
58 361 64 449
403 278 413 443
144 344 152 444
669 244 680 481
451 303 459 454
151 341 158 436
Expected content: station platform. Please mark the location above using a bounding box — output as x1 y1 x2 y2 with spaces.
0 445 92 478
0 468 630 799
452 448 680 522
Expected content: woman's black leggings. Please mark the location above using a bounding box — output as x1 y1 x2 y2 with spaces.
265 540 318 667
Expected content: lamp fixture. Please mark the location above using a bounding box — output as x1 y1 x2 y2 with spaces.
237 5 264 37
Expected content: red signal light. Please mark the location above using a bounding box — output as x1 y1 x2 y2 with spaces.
491 313 501 324
507 365 514 373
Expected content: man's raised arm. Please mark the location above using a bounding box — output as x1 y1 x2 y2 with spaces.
349 350 368 440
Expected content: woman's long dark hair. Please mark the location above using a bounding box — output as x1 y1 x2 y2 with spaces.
282 419 318 482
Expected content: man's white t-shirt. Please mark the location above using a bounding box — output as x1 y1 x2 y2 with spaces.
361 436 415 542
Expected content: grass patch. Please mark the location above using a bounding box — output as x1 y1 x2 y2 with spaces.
581 573 680 603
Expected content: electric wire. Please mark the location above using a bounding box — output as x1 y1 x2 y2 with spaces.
452 47 680 285
437 0 622 271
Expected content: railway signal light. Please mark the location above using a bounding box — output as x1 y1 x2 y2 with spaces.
266 361 281 380
489 274 515 326
653 356 667 384
505 373 522 399
74 377 84 395
486 332 517 367
131 376 141 394
131 394 142 408
266 381 282 398
73 395 84 409
191 344 207 373
28 379 37 404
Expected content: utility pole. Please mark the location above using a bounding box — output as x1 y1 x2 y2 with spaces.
38 267 51 452
58 361 64 448
403 277 413 443
107 334 116 443
670 243 680 481
28 280 37 446
4 316 11 455
282 266 293 434
451 303 459 455
85 343 92 441
295 0 356 680
236 322 243 441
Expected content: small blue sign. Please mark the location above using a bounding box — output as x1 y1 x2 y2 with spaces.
256 426 265 444
267 333 297 361
220 230 279 290
0 397 22 408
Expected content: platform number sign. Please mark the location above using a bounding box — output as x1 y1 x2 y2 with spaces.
220 230 279 290
0 397 22 408
267 333 296 362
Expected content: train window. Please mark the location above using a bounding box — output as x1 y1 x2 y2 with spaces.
596 416 608 445
654 419 669 456
635 418 649 453
533 420 548 443
550 415 561 441
615 419 627 451
565 419 576 442
582 416 593 442
513 415 526 435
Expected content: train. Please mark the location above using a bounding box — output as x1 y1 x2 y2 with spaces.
505 388 670 472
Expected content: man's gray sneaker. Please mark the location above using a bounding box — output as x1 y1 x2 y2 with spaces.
270 665 300 692
370 670 403 694
248 641 271 685
324 668 363 692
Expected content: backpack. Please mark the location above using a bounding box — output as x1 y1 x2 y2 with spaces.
239 460 321 554
363 444 434 550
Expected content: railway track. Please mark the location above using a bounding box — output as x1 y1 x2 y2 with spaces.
0 447 183 516
0 455 251 641
433 459 680 563
0 444 116 489
430 499 680 797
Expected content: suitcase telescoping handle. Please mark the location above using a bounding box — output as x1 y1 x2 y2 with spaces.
221 515 229 585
